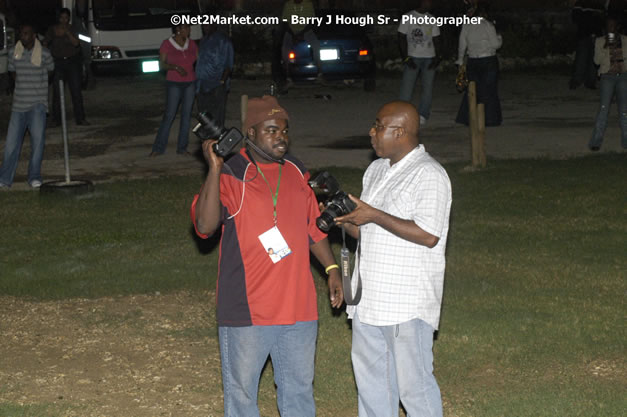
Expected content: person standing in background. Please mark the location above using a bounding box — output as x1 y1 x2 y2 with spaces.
196 22 233 129
398 0 442 127
45 7 89 126
150 23 198 157
455 4 503 127
589 15 627 151
0 23 54 189
570 0 605 90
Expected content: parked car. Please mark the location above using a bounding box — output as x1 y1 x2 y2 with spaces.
285 10 376 91
1 12 16 93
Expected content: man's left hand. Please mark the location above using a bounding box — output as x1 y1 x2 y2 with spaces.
334 194 378 227
327 269 344 308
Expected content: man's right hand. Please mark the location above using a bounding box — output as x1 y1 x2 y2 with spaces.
202 140 224 171
405 58 417 70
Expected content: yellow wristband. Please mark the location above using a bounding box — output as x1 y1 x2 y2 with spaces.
325 264 339 274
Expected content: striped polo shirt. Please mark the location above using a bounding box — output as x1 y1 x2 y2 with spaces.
8 45 54 112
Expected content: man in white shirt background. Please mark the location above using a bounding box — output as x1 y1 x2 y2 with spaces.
333 101 452 417
454 3 503 126
398 0 442 127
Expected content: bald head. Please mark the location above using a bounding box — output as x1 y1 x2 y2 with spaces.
378 101 420 144
370 101 421 165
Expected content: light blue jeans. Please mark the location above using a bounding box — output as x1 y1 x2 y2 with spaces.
351 312 443 417
152 81 195 154
219 320 318 417
589 72 627 149
0 104 47 187
399 57 436 120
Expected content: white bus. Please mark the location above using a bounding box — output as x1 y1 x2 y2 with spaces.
63 0 202 73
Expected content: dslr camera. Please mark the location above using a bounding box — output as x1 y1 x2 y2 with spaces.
309 171 357 233
192 112 244 158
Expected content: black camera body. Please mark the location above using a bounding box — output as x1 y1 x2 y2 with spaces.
193 112 244 158
309 171 357 232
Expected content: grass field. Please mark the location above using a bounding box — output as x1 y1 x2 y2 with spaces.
0 154 625 416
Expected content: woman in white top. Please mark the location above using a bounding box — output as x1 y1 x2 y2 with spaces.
455 5 503 126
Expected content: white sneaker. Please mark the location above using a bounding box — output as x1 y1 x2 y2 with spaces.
0 183 9 191
420 116 428 126
29 180 42 189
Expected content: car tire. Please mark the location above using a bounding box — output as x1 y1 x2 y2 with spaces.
364 77 376 92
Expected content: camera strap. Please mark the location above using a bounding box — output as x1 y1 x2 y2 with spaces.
341 226 362 305
256 163 282 224
245 138 285 165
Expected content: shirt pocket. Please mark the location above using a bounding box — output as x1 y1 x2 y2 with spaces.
388 188 414 218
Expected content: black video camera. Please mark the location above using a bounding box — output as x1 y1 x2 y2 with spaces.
192 112 244 158
309 171 357 233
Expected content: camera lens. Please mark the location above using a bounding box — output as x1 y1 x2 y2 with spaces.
316 211 336 233
197 112 224 139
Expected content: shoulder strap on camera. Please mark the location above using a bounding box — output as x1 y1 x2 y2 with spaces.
341 226 362 305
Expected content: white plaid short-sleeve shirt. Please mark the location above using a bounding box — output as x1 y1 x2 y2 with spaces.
346 145 452 329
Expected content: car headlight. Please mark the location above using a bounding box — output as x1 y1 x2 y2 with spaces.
92 46 122 60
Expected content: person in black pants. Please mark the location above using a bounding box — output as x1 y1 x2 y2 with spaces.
455 4 503 127
44 7 89 126
570 0 605 90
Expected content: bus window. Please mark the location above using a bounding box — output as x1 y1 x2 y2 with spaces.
92 0 200 30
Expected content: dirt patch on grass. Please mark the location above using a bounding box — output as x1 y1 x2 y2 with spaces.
0 292 225 417
586 358 626 380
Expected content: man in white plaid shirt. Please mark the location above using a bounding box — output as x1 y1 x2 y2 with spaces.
335 101 452 417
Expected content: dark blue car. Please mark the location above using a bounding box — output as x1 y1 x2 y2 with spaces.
286 10 376 91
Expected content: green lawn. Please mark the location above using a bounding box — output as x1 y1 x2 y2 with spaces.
0 404 63 417
0 154 625 416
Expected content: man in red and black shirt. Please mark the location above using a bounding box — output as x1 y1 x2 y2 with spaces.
191 95 343 416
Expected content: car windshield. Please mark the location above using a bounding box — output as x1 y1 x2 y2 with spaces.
93 0 200 30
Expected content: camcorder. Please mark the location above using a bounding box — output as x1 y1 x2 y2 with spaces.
309 171 357 233
192 112 244 158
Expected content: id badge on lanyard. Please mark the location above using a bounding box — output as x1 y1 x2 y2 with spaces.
255 164 292 263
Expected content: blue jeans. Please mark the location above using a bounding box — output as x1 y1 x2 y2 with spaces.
589 72 627 149
351 312 443 417
219 321 317 417
152 81 195 154
0 104 47 187
399 57 436 120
